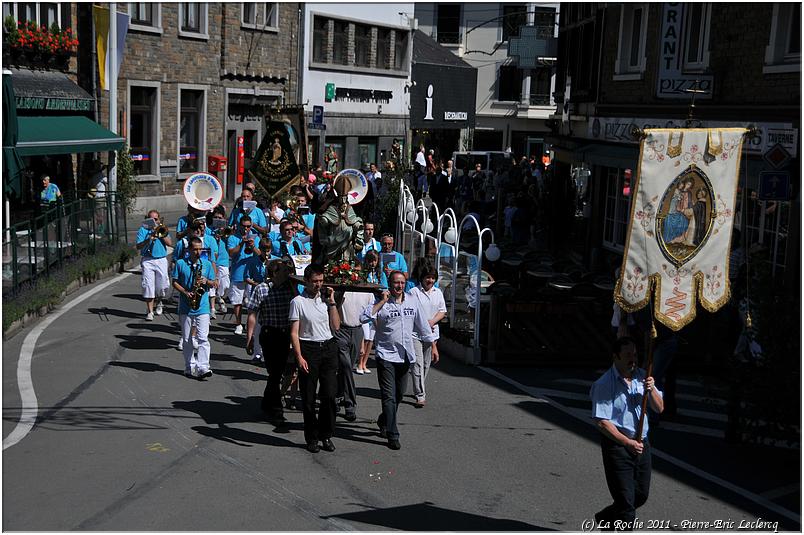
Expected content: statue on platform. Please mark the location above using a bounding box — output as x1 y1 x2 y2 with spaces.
311 174 364 265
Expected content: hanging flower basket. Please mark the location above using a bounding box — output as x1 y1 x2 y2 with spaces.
3 17 77 70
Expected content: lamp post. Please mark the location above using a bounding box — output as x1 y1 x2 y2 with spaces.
451 213 499 364
436 207 458 268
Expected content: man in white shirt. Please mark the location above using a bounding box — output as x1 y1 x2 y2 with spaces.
335 291 374 421
361 270 436 450
290 264 341 453
408 262 447 408
356 221 380 262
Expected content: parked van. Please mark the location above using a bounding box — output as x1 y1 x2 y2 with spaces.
452 151 512 174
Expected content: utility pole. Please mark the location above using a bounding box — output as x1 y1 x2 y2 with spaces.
108 3 118 193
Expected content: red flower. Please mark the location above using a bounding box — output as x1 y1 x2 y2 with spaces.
331 266 340 274
351 273 359 282
340 262 350 270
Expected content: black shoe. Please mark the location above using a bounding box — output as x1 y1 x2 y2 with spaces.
306 441 320 453
387 439 401 450
344 412 357 422
198 370 212 379
321 438 335 452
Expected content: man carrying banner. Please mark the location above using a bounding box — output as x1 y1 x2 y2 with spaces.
590 337 663 530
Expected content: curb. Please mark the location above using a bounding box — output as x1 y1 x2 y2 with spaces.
3 256 140 341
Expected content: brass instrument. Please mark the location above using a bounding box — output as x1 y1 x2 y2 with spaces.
153 223 169 239
188 262 206 310
215 225 235 239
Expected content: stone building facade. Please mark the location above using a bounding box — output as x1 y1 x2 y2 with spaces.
96 2 300 205
547 2 800 286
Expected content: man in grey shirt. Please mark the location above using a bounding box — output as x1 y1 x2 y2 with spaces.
289 264 341 453
361 270 436 450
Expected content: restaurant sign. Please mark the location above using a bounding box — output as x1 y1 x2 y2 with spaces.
16 96 93 112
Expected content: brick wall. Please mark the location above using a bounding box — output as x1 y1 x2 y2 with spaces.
598 4 799 114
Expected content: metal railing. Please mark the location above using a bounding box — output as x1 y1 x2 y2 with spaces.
2 192 129 297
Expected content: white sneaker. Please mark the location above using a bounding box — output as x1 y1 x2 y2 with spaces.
178 338 184 351
218 298 227 313
234 324 244 335
252 354 263 363
155 303 163 316
145 312 154 321
210 308 217 319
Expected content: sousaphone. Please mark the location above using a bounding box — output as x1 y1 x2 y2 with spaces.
183 172 224 211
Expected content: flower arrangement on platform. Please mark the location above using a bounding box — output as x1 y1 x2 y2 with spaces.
324 260 365 285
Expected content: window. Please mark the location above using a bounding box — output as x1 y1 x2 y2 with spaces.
333 20 348 65
682 3 710 71
615 4 647 76
5 2 60 27
355 24 371 67
764 3 801 73
358 139 377 171
179 2 208 38
129 85 158 176
529 67 551 105
179 89 204 174
497 64 522 102
377 28 391 69
502 4 527 42
602 167 632 251
532 6 556 38
312 17 327 63
436 3 460 44
394 30 408 71
241 3 279 30
310 16 407 73
128 3 161 32
557 7 598 101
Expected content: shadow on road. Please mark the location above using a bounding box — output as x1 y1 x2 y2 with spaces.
173 395 300 448
109 360 185 377
323 502 554 531
88 307 146 320
114 334 177 351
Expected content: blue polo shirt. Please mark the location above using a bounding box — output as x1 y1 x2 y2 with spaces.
173 235 218 264
172 258 216 316
227 234 261 283
212 236 230 267
272 237 307 257
590 365 662 440
137 226 169 259
380 250 408 275
228 206 267 229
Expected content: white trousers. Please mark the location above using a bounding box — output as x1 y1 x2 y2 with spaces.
141 257 169 299
409 337 433 402
180 314 211 375
214 266 230 299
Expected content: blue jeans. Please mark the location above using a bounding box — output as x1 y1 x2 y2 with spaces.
597 436 652 529
376 358 410 440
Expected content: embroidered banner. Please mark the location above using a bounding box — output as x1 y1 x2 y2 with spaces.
615 128 746 330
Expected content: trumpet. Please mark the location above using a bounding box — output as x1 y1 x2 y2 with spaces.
153 223 169 239
215 225 235 239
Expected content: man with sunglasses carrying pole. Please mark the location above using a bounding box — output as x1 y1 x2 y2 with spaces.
590 337 663 531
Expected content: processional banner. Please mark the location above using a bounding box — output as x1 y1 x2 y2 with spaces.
249 108 309 198
615 128 747 331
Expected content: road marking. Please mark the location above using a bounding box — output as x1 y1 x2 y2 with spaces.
3 272 133 451
479 366 801 525
145 442 170 453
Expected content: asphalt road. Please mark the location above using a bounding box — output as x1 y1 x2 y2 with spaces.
2 268 799 531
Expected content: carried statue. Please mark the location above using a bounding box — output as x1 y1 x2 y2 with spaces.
311 172 365 265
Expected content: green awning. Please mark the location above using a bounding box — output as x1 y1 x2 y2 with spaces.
16 116 124 156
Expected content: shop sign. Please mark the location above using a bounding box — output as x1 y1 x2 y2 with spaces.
656 3 714 99
587 117 799 157
16 96 93 111
444 111 467 121
334 87 393 103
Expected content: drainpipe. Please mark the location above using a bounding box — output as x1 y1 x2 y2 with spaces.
108 3 118 193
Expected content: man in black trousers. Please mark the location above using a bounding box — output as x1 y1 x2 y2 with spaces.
289 264 341 453
590 337 664 531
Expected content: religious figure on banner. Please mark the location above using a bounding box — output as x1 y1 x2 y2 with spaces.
616 128 746 331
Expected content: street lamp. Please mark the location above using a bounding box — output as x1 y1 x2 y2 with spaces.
451 213 497 364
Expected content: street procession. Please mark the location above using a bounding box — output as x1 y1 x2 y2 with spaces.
1 2 799 532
